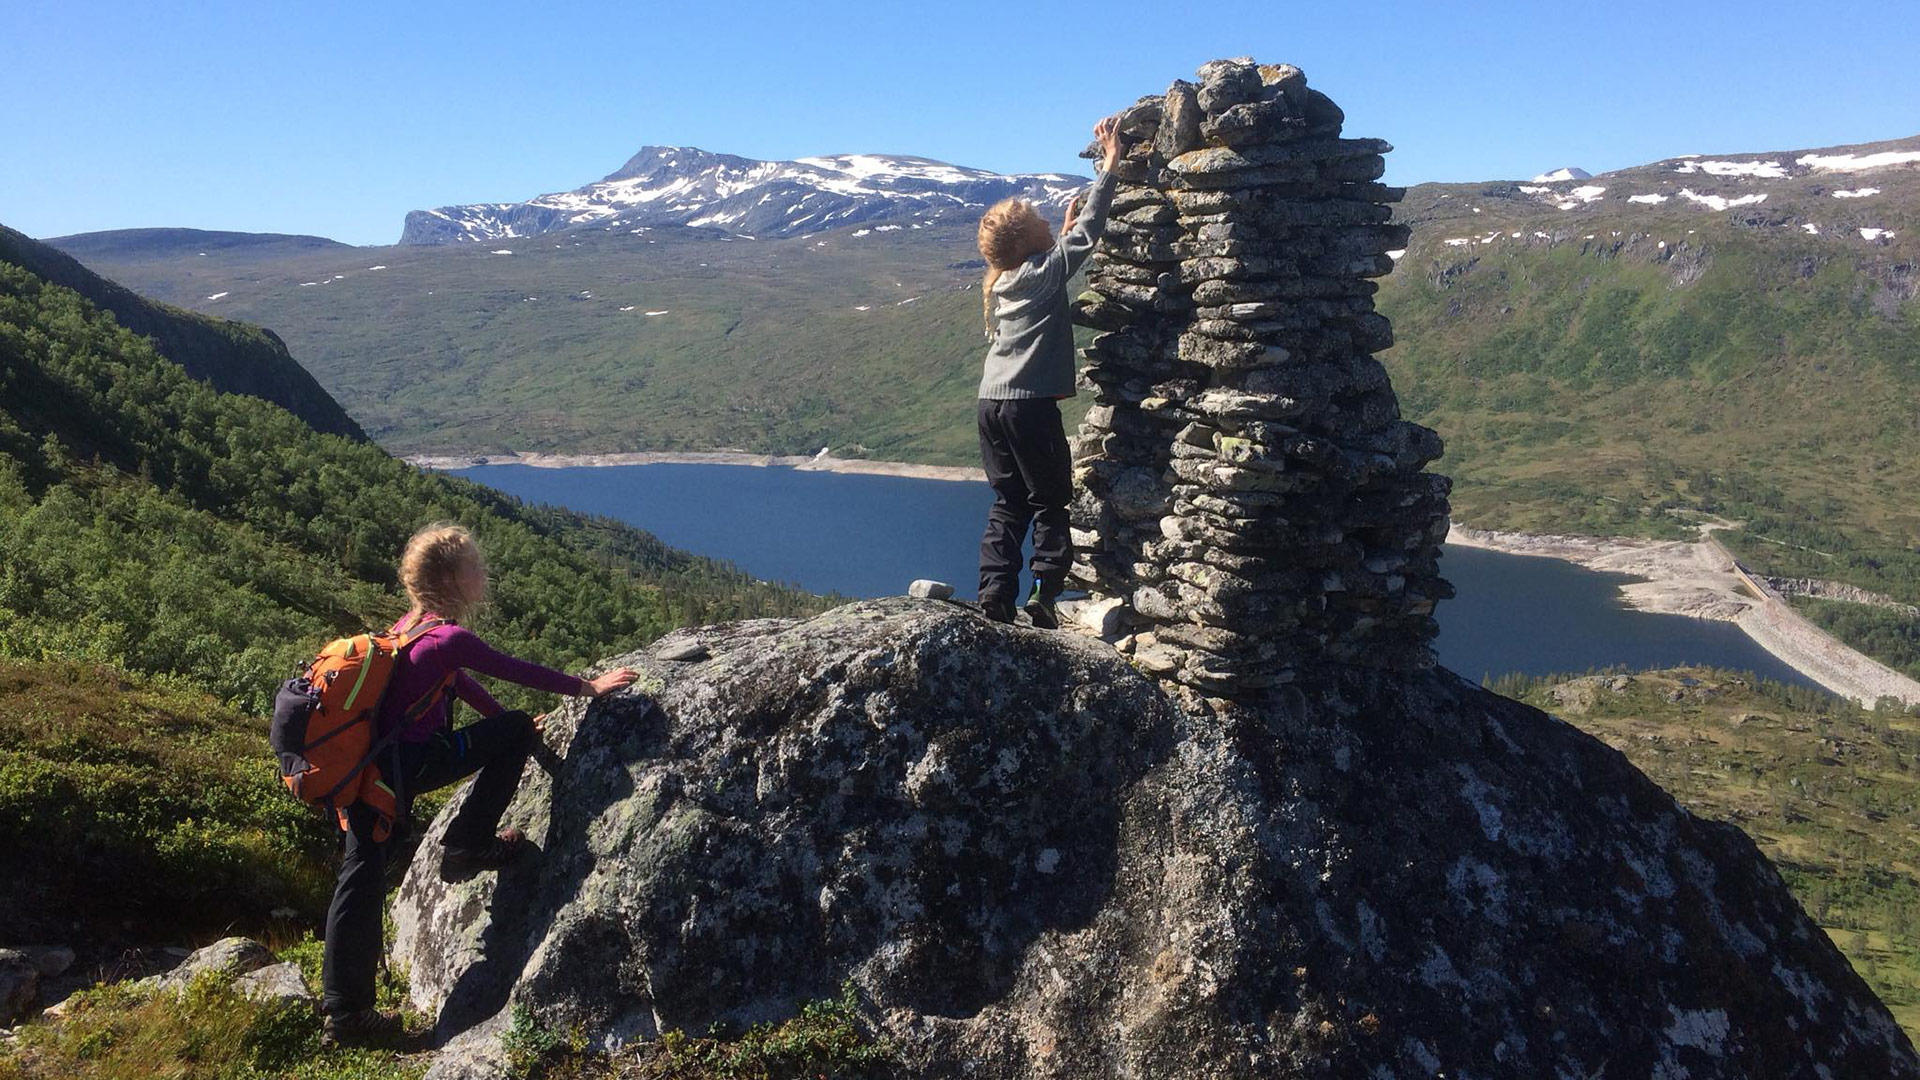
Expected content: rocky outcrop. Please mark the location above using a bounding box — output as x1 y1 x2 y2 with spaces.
392 598 1917 1079
1066 59 1450 698
1761 576 1920 616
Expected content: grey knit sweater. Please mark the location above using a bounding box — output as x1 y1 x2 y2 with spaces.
977 169 1117 400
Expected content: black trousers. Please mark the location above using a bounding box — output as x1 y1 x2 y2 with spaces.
977 397 1073 607
320 710 536 1014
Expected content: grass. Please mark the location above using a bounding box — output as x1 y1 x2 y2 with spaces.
0 958 428 1080
498 982 896 1080
0 657 336 946
0 971 891 1080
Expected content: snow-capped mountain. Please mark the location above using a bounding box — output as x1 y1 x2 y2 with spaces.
1399 134 1919 251
400 146 1091 244
1531 166 1592 183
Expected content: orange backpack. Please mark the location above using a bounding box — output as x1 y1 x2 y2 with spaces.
270 615 452 843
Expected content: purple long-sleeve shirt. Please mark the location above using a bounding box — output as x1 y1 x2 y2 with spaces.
382 615 585 743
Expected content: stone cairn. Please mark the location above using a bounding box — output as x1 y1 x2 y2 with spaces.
1068 58 1452 699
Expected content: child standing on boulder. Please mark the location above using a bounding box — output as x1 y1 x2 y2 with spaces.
321 523 639 1044
973 115 1122 627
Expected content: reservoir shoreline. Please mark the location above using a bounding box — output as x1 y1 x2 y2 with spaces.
412 451 1916 705
1448 525 1920 707
406 449 981 483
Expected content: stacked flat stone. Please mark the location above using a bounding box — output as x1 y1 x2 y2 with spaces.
1068 58 1452 696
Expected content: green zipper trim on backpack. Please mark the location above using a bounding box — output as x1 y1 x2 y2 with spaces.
341 635 375 712
374 779 395 797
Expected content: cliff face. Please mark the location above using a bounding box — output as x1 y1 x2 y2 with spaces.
392 599 1917 1079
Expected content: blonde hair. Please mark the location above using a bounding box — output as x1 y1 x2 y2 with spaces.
400 522 486 622
977 199 1052 337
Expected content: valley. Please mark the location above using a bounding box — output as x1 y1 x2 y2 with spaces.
50 134 1920 683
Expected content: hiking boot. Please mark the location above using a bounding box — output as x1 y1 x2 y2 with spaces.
442 827 528 875
323 1007 404 1046
980 597 1017 624
1024 582 1060 630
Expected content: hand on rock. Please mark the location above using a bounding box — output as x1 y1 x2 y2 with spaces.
1094 115 1122 172
585 668 640 698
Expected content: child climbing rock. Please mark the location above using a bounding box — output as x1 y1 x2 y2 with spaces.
973 114 1123 627
320 522 639 1044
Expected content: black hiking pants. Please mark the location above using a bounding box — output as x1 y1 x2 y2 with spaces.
977 397 1073 608
321 709 537 1015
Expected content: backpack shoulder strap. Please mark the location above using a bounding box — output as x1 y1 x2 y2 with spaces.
394 616 448 650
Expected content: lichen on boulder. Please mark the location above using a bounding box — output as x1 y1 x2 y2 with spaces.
393 598 1918 1079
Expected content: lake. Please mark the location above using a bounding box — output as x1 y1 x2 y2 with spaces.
455 462 1815 688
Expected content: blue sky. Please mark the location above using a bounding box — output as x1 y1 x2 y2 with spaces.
5 0 1917 246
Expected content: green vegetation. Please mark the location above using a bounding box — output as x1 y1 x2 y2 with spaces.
499 981 896 1080
1786 597 1920 680
1379 230 1920 550
0 257 825 717
0 226 362 441
1491 666 1920 1035
0 971 891 1080
0 241 825 947
0 658 332 944
1372 187 1920 668
0 957 428 1080
56 224 1089 466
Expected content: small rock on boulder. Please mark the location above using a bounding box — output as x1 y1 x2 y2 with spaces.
907 578 956 600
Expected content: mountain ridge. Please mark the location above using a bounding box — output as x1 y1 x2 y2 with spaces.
0 224 367 440
398 144 1091 244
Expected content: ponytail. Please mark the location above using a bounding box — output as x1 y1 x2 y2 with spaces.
981 267 1004 339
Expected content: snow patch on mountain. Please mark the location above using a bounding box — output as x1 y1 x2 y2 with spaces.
1799 151 1920 172
1675 159 1787 178
1531 167 1591 183
1679 189 1769 211
1554 186 1606 209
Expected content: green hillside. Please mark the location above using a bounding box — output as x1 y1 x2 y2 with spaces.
51 222 1023 463
0 243 827 946
1 226 365 441
1496 667 1920 1036
1373 138 1920 673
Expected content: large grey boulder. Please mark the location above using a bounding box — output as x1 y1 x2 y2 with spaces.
233 961 312 1003
153 937 274 991
0 950 37 1025
391 598 1916 1078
